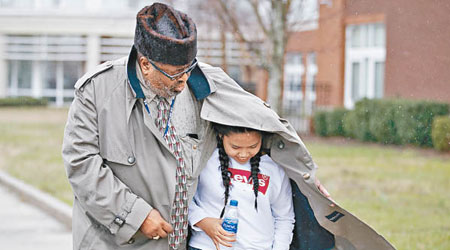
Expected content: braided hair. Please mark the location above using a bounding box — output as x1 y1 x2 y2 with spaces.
213 123 264 217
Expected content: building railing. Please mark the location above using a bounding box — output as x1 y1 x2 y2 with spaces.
282 81 332 134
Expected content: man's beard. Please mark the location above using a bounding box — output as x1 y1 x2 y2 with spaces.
144 79 179 98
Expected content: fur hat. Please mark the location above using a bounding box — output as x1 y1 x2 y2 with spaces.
134 2 197 66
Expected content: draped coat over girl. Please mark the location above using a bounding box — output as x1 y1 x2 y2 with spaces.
62 46 395 250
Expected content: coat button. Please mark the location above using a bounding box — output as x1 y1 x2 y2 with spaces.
303 173 311 180
127 156 136 164
277 141 285 149
192 145 197 150
127 238 135 244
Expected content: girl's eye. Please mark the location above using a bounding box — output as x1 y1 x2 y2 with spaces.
250 145 258 148
232 146 239 149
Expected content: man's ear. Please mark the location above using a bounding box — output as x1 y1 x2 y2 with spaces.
139 56 152 73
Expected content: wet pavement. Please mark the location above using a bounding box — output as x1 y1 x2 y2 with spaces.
0 184 72 250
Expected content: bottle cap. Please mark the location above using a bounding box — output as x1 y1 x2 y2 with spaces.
230 200 238 206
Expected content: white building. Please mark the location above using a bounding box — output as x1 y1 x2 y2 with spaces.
0 0 250 106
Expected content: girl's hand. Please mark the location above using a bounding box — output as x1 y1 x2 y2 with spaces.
194 217 236 250
315 177 335 206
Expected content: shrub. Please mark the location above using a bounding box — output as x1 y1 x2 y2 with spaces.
368 100 399 144
343 109 357 138
325 108 348 136
343 99 449 147
346 98 377 142
313 109 348 137
313 111 328 136
0 97 48 107
394 100 449 147
432 116 450 151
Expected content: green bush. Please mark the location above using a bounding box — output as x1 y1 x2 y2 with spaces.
313 111 327 136
325 108 348 136
342 109 357 138
0 97 48 107
432 116 450 151
341 98 449 147
345 98 377 142
314 108 348 137
368 100 399 144
393 100 449 147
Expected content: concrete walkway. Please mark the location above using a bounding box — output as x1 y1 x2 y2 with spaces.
0 184 72 250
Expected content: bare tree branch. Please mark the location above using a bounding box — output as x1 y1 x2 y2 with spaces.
246 0 269 36
214 0 268 68
286 0 292 12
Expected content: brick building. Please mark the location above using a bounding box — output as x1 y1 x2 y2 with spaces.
284 0 450 113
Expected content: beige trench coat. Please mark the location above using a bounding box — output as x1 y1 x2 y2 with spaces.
62 47 395 250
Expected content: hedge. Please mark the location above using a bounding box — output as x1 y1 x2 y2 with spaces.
0 97 48 107
432 116 450 151
313 111 328 136
314 98 450 148
313 109 347 137
344 99 377 142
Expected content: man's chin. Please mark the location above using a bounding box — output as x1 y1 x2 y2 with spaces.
167 89 183 98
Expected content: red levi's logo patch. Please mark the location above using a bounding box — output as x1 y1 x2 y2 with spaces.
228 168 270 195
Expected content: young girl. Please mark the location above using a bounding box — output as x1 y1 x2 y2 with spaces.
188 123 295 250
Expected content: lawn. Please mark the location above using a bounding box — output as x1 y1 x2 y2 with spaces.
0 107 449 249
0 107 73 205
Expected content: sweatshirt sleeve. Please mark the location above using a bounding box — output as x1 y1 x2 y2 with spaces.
188 192 208 231
270 165 295 250
62 81 152 244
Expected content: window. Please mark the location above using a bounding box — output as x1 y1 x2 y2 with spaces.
351 62 360 100
63 61 83 89
42 61 57 90
374 62 385 98
305 52 317 115
17 61 32 89
5 34 86 106
283 52 303 114
7 60 32 96
345 23 386 108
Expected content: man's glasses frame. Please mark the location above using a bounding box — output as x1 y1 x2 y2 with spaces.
147 58 198 81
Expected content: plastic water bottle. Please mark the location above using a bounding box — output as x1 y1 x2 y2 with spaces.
221 199 239 249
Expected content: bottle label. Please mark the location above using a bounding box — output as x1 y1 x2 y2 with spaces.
222 218 238 233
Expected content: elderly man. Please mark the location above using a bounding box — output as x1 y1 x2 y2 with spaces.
62 2 394 250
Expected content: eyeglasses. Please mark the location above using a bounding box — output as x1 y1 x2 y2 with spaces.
148 58 198 81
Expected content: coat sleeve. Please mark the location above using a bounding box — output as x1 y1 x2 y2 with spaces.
62 80 152 244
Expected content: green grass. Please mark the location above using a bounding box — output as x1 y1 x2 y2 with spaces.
0 107 449 249
304 138 450 250
0 107 73 205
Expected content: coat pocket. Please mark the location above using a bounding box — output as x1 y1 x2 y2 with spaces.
179 135 201 178
100 141 135 167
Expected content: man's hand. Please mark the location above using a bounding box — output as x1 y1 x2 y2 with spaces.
140 209 173 239
195 217 235 250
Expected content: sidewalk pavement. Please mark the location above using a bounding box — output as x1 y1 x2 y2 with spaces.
0 173 72 250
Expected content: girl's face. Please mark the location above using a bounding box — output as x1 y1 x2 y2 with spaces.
222 131 262 164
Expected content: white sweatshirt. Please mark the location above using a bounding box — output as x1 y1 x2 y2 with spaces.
189 149 295 250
